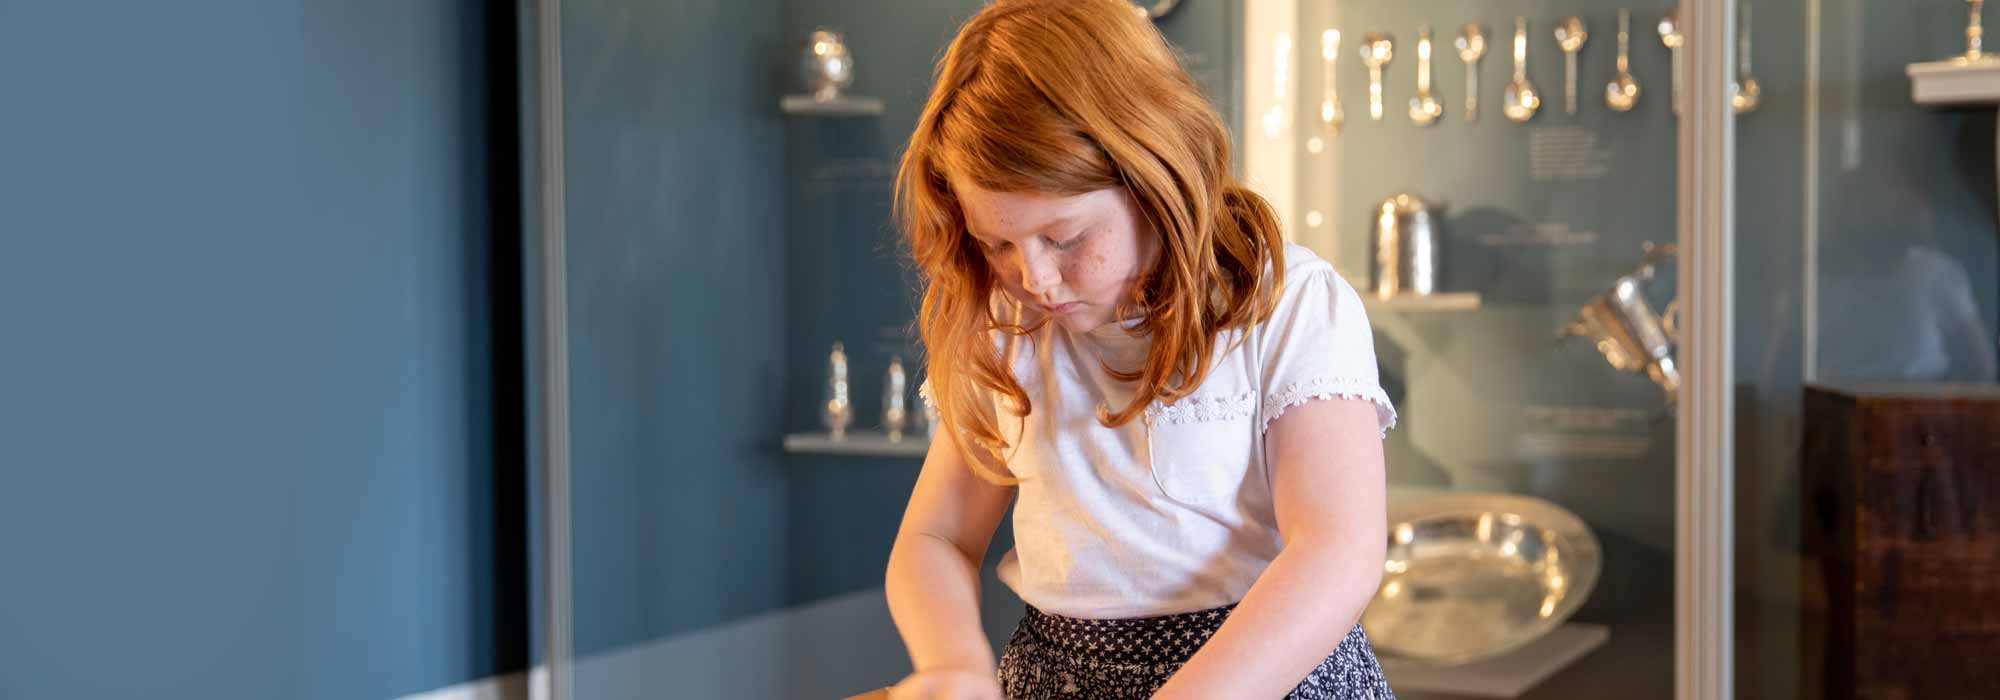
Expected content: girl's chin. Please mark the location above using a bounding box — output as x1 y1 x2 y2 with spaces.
1053 311 1115 334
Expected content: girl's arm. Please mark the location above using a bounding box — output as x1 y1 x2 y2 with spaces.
1151 398 1389 700
885 432 1017 680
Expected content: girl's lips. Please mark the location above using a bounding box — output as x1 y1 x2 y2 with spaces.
1045 302 1081 313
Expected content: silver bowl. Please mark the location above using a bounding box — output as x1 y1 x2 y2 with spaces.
1361 490 1602 666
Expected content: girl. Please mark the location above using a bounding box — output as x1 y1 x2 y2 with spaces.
885 2 1396 698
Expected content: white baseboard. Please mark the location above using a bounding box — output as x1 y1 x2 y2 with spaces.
392 664 540 700
396 666 542 700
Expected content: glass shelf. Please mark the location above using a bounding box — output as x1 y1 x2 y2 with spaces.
780 94 885 116
1908 57 2000 105
1379 623 1610 698
1363 291 1483 313
783 431 929 458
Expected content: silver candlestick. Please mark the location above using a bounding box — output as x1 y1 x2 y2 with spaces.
1969 0 1990 62
824 341 853 440
799 29 855 101
883 356 909 442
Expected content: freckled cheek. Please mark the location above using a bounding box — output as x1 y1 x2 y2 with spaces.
1062 246 1115 297
986 258 1032 299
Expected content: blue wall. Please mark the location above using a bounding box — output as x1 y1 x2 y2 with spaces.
556 0 794 656
0 2 521 698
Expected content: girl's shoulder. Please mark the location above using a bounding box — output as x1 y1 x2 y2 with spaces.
1261 242 1363 330
1251 242 1398 435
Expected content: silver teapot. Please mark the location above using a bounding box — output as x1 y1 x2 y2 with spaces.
1559 242 1682 403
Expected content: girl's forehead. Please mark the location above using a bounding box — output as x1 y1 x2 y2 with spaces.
957 182 1111 237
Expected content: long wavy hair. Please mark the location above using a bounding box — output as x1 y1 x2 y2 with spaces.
897 0 1286 484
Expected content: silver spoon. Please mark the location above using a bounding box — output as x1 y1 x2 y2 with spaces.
1321 29 1344 135
1606 10 1640 111
1731 3 1761 114
1659 7 1684 117
1361 32 1394 121
1457 24 1487 123
1410 25 1444 126
1555 17 1588 116
1503 17 1540 122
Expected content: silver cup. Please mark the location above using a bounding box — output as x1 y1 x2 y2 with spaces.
1372 193 1440 298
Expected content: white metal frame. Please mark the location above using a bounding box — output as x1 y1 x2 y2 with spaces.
1677 0 1736 698
1240 2 1736 698
529 0 574 698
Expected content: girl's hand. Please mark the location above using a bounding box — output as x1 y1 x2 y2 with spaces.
886 668 1004 700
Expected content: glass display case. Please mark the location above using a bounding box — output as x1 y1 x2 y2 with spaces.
524 0 2000 698
1243 3 1718 697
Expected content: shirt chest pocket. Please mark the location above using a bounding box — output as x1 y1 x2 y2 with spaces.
1142 390 1261 508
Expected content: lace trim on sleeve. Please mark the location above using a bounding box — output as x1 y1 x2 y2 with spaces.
1261 377 1398 437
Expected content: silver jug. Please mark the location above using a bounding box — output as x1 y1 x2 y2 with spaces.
1371 193 1440 298
1559 242 1682 403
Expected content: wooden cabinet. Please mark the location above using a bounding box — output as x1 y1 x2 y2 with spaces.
1802 382 2000 699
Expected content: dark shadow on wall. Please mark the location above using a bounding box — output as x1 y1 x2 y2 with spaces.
481 0 531 679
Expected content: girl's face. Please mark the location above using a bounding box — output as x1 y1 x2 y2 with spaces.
954 179 1159 334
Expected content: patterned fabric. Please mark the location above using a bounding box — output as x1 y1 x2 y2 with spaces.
997 603 1395 700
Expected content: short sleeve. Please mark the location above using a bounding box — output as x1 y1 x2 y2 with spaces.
1255 266 1397 437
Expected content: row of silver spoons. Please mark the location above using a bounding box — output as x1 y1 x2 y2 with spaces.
1319 6 1759 132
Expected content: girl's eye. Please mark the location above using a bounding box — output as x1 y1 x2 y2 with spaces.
1049 231 1086 250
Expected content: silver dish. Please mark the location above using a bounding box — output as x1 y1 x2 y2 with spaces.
1362 491 1602 666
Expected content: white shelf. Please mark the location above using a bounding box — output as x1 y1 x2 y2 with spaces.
1908 57 2000 106
1379 623 1610 698
783 431 930 457
1364 291 1483 313
780 94 884 116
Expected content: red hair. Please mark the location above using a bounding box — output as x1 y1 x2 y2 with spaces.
897 0 1286 483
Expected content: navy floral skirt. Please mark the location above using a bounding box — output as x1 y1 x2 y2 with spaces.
996 603 1395 700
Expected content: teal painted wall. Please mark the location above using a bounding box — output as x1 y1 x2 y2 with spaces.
556 0 794 656
0 1 523 698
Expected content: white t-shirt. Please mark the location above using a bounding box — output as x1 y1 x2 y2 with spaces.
927 242 1396 619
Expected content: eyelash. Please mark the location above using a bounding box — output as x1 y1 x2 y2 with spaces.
977 230 1084 253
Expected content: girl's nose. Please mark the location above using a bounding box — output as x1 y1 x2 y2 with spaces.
1018 248 1061 298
